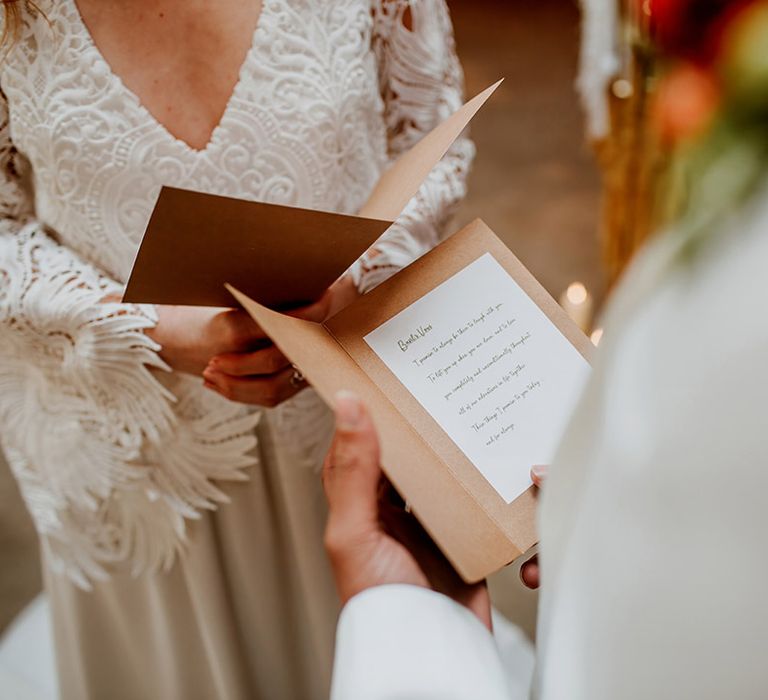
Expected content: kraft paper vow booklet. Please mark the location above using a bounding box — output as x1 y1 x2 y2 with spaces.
229 220 592 583
122 79 592 582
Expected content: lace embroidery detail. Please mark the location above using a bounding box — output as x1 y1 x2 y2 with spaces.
0 0 471 587
350 0 475 293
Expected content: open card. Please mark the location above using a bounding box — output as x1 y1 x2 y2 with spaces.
228 220 592 583
122 81 502 309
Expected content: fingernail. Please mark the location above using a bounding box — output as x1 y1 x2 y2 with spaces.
334 390 362 430
203 370 222 389
531 464 547 481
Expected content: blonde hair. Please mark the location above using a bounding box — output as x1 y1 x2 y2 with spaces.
1 1 41 49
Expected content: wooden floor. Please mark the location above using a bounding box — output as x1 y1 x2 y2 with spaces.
0 0 601 640
452 0 603 305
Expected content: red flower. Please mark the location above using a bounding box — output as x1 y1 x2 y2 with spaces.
646 0 756 64
654 62 721 142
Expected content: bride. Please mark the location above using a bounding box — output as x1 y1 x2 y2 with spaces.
0 0 473 697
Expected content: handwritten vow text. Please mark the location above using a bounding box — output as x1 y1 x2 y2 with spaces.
365 253 590 503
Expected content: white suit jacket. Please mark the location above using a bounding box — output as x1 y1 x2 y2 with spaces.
330 188 768 700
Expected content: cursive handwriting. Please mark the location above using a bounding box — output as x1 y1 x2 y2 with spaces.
397 324 433 352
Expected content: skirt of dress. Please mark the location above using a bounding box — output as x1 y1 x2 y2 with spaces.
45 395 340 700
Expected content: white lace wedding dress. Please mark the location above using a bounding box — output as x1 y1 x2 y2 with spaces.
0 0 474 698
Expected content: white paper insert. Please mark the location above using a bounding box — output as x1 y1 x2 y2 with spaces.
364 253 591 503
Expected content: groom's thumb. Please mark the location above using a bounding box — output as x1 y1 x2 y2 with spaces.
323 391 382 530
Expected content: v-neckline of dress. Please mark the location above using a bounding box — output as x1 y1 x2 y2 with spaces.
67 0 270 156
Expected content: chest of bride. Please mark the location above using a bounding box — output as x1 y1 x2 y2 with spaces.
1 0 389 223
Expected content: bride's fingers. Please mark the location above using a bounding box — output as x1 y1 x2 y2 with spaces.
216 308 269 345
289 275 360 324
207 346 290 377
289 299 329 323
202 366 303 406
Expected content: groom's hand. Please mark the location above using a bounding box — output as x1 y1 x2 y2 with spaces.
519 465 546 590
322 391 492 630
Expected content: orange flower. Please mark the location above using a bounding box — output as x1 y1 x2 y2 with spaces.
654 63 721 143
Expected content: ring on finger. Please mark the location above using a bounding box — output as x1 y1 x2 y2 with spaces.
290 364 306 388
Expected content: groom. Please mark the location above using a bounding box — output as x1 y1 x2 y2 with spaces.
320 188 768 698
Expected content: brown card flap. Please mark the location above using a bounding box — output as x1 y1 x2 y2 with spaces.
326 219 593 556
227 284 518 582
123 191 391 308
358 80 503 221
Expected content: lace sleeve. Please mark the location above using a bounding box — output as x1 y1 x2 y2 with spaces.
0 89 183 581
350 0 476 293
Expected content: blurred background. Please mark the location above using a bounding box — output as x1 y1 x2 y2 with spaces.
0 0 603 641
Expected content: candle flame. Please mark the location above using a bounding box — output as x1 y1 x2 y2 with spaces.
566 282 588 305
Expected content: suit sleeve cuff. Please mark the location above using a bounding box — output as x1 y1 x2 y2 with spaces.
331 584 511 700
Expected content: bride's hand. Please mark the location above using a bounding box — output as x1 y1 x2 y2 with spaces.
201 275 361 406
146 305 270 376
